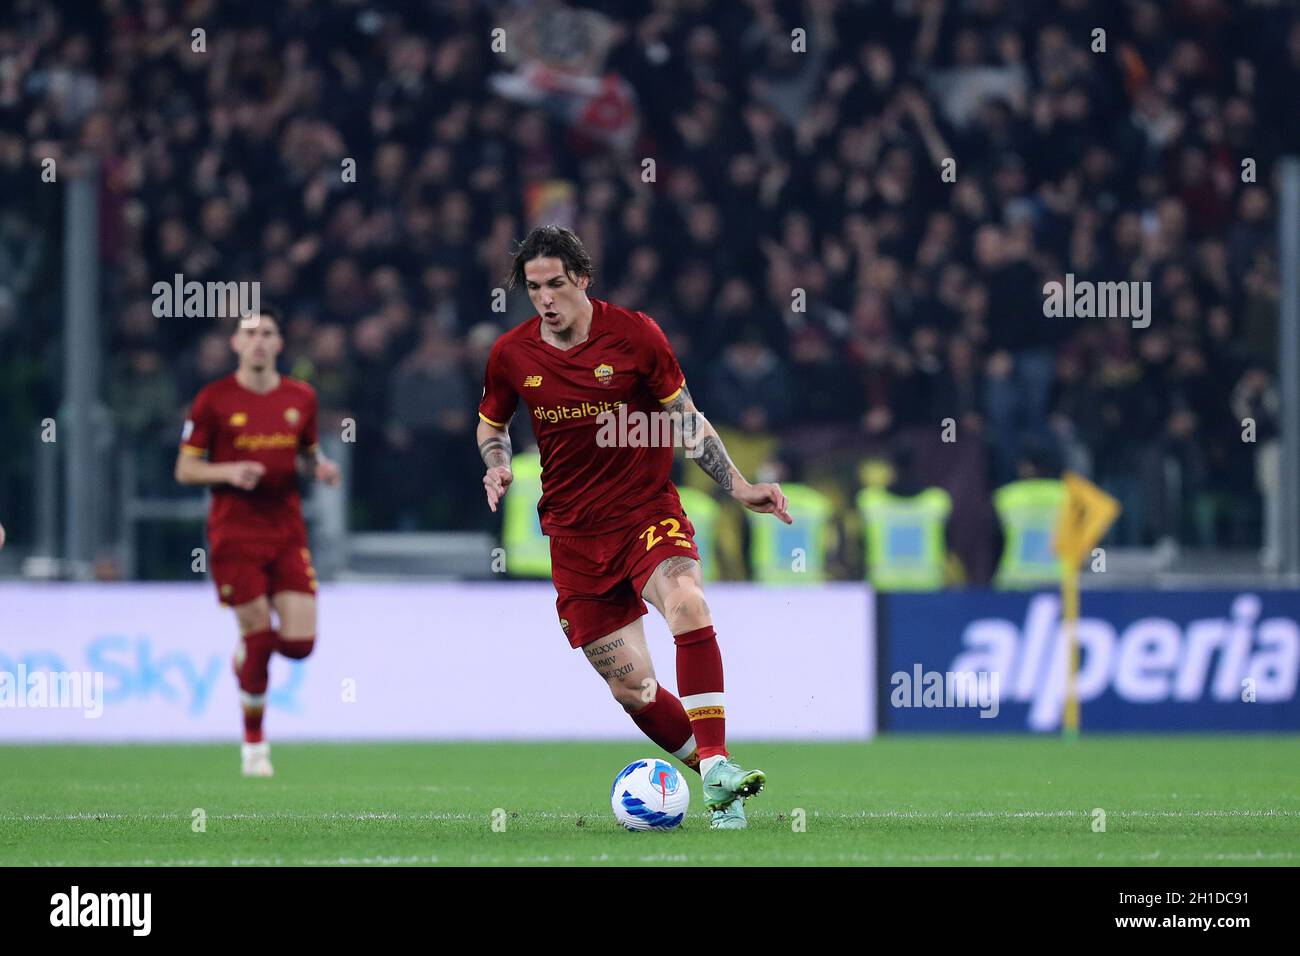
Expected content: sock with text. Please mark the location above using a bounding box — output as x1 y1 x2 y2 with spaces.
630 686 699 771
674 625 727 762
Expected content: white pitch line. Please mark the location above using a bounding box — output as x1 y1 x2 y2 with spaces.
22 852 1293 867
2 811 479 822
5 808 1299 823
13 847 1297 867
842 809 1300 819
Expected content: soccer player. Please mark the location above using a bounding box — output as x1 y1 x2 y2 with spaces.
477 226 791 829
174 307 339 777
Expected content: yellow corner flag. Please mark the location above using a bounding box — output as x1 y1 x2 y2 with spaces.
1056 472 1122 568
1055 472 1121 737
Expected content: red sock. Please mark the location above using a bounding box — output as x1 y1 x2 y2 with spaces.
243 707 265 744
276 635 316 660
630 687 699 772
674 625 727 760
235 628 275 744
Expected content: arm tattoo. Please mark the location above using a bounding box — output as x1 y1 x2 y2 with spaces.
663 385 736 491
695 436 734 491
663 386 690 416
296 450 318 480
478 433 512 469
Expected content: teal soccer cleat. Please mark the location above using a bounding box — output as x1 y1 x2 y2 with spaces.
702 757 766 811
709 798 748 829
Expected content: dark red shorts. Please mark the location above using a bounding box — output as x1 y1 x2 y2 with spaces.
549 510 701 649
210 537 318 607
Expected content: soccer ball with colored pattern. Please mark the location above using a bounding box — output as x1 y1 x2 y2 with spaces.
611 758 689 830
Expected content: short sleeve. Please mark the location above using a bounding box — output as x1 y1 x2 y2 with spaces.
478 339 519 427
300 387 319 451
638 312 686 403
180 389 217 456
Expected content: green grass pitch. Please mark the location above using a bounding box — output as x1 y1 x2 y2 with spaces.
2 737 1297 866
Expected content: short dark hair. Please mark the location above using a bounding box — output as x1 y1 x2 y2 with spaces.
507 225 593 290
236 301 283 331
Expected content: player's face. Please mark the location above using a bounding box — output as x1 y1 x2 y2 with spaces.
524 257 589 333
231 316 283 371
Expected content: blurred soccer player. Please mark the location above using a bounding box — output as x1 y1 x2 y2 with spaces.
174 308 339 777
477 226 791 829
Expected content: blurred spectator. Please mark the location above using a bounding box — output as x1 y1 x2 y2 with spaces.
386 325 474 530
705 326 792 434
2 0 1294 568
1232 366 1281 568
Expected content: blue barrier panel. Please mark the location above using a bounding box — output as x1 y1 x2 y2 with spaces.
879 590 1300 732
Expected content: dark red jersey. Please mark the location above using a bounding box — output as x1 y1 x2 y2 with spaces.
180 374 318 548
479 297 687 536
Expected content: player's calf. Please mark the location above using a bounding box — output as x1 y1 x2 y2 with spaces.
583 623 699 771
233 628 275 694
583 624 655 713
633 689 700 772
234 627 275 740
642 557 732 772
605 669 653 715
233 628 274 779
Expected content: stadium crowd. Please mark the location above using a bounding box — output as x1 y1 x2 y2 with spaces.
2 0 1297 579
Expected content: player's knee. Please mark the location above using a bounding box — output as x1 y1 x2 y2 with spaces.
664 583 710 630
277 636 315 660
236 603 272 635
609 672 652 713
611 688 641 713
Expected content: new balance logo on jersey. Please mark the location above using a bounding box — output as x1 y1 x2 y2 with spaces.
523 375 543 387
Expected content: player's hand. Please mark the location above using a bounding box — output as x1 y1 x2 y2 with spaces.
734 481 792 524
0 521 6 551
316 458 341 486
225 461 266 490
483 466 513 512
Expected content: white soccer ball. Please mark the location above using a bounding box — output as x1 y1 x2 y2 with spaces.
611 758 690 830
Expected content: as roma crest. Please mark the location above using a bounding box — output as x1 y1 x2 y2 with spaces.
593 363 614 386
